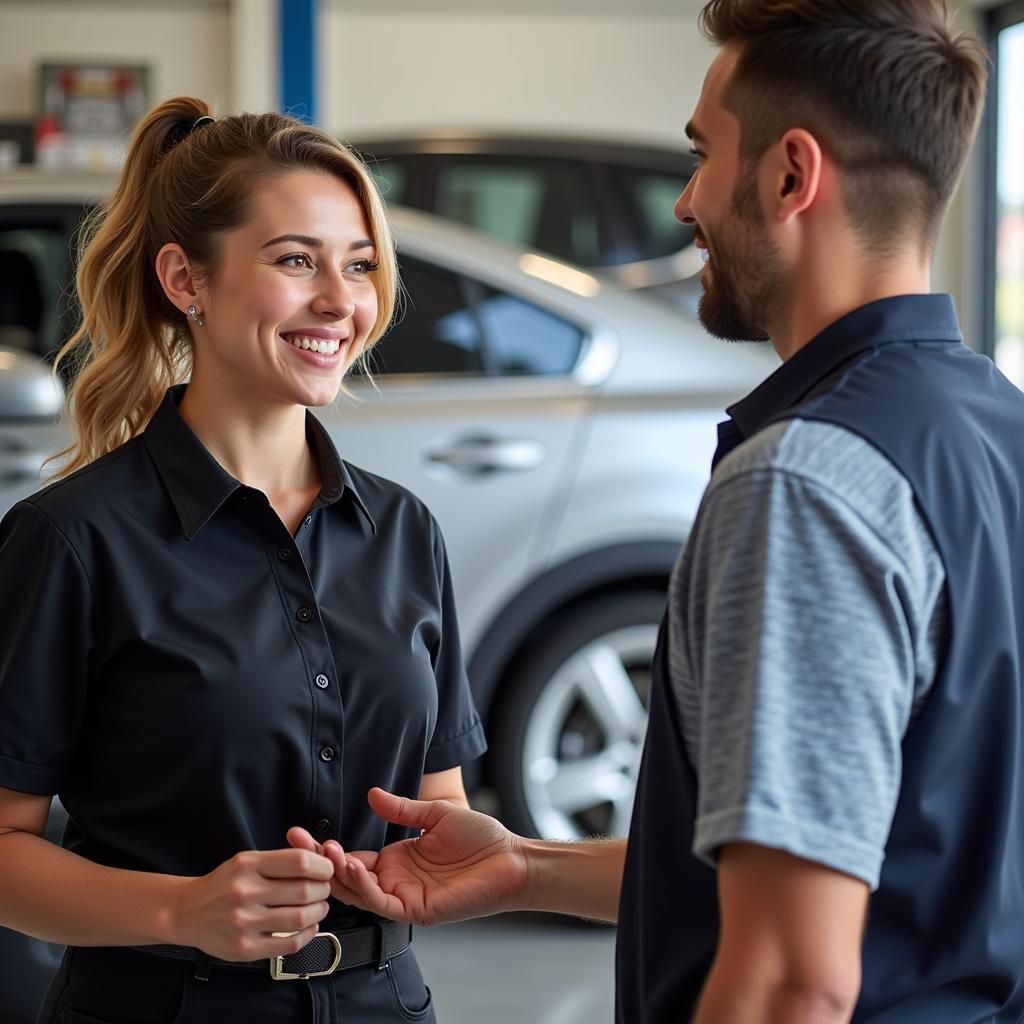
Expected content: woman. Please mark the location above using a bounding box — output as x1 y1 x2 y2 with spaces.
0 96 486 1024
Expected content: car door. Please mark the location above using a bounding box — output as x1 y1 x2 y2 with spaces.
315 252 597 651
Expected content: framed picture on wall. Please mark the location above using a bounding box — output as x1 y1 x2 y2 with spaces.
35 62 149 170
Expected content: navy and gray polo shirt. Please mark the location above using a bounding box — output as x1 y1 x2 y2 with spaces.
617 295 1024 1021
0 384 487 897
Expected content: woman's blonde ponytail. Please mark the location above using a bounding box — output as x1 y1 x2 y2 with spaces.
47 98 214 478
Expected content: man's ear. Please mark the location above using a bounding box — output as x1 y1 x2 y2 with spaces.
770 128 824 224
154 243 201 316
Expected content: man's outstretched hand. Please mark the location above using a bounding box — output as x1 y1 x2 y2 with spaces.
287 789 530 927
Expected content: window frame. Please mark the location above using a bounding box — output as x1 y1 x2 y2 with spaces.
982 1 1024 360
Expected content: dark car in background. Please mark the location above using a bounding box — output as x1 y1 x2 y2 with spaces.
353 133 702 308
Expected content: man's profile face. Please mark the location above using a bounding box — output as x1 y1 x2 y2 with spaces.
676 44 787 343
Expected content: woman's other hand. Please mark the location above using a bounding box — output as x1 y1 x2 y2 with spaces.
171 848 334 961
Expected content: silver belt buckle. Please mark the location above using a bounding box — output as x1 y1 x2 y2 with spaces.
269 931 343 981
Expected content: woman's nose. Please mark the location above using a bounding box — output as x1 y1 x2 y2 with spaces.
312 273 356 320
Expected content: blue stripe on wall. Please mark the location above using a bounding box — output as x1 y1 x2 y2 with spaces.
280 0 317 123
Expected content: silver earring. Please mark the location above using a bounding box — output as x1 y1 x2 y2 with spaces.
187 304 205 327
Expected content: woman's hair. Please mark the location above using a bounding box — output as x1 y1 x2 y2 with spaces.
48 96 398 479
699 0 987 255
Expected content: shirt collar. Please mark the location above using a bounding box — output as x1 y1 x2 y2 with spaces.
143 385 376 539
726 294 963 441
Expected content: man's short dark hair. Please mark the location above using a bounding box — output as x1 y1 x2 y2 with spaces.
699 0 988 253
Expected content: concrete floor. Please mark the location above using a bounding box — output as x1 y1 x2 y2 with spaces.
414 913 615 1024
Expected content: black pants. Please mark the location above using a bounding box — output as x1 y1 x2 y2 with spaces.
36 943 436 1024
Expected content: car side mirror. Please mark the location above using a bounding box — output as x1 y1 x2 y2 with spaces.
0 346 63 421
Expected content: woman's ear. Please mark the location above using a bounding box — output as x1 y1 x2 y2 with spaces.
154 243 200 316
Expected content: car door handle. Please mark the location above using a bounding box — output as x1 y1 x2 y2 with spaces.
426 435 545 474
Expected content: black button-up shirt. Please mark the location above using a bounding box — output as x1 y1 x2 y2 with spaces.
0 385 486 882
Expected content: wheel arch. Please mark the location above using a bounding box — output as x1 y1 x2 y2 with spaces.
465 540 680 790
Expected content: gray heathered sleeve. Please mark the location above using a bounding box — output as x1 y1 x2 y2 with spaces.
668 421 946 890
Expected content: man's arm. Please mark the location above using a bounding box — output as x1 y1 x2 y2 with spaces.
695 843 866 1024
518 833 626 922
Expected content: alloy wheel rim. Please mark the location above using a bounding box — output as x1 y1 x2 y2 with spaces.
521 624 657 840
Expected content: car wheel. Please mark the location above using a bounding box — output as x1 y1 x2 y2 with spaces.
492 591 664 840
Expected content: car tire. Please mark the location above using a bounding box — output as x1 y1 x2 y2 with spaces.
492 590 665 841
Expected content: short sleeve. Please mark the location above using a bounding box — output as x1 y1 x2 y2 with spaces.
423 516 487 773
0 501 95 794
678 466 920 889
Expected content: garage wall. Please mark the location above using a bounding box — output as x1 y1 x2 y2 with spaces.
0 0 230 119
320 6 708 146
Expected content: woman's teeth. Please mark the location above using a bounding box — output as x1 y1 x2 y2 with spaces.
286 335 341 355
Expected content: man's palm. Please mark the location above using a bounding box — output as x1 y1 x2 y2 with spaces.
332 790 530 926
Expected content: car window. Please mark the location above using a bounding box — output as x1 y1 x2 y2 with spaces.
612 166 695 261
0 227 67 357
369 257 485 375
434 158 602 268
477 286 584 376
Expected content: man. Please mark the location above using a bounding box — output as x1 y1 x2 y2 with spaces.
292 1 1024 1020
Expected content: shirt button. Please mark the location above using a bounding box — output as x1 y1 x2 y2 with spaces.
316 818 331 834
315 673 329 689
320 746 335 762
304 515 313 528
296 607 314 623
278 548 291 561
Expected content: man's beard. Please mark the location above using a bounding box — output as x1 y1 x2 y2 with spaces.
696 171 785 343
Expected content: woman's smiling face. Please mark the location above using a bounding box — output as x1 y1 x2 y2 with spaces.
192 168 380 409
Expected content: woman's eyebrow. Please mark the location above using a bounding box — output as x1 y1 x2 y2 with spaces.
261 234 375 250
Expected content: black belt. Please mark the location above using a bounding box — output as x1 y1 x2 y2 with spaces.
132 920 411 981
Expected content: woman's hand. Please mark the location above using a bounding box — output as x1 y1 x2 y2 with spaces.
170 848 335 961
288 789 530 927
286 827 369 906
